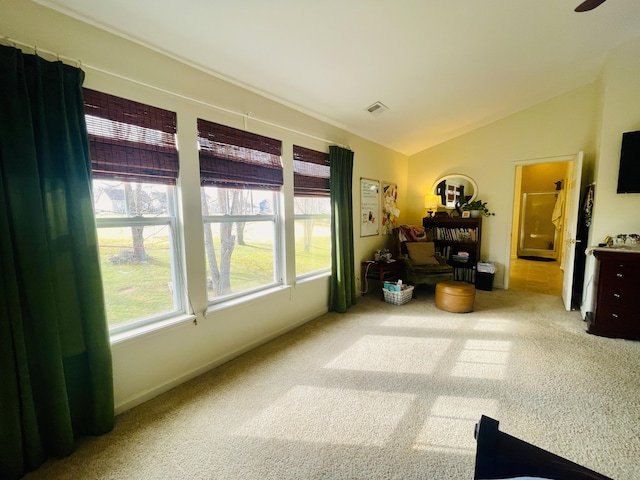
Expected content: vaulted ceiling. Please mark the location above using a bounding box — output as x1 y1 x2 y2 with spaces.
37 0 640 155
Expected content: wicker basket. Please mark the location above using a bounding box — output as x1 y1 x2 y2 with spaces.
383 286 414 305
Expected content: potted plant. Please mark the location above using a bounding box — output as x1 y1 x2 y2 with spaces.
462 199 495 217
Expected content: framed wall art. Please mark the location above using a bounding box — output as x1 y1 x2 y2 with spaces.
360 178 379 237
381 181 399 235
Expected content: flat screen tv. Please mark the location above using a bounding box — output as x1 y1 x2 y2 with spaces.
617 130 640 193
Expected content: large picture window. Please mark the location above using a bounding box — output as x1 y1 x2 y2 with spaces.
84 89 184 332
198 119 283 302
293 145 331 277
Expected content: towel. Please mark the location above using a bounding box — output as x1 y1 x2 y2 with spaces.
551 190 565 231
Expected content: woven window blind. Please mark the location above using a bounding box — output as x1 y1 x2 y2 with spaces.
198 118 283 190
293 145 330 197
83 88 179 185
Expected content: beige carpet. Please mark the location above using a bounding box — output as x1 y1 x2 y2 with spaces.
25 288 640 479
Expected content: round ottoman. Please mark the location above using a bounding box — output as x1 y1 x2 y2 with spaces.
435 280 476 313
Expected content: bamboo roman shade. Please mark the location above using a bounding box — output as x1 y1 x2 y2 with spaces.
198 118 283 190
293 145 330 197
83 88 179 185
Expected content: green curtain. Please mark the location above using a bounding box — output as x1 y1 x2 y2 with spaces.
0 45 114 480
328 146 356 313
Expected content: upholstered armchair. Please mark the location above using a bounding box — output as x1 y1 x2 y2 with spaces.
400 241 454 288
392 227 454 293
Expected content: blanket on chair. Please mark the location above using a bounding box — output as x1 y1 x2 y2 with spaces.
397 224 427 242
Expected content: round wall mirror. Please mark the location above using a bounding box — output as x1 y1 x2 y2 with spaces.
431 174 477 209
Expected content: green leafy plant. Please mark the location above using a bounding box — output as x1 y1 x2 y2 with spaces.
462 199 495 216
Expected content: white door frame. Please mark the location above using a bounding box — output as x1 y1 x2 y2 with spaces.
505 153 582 302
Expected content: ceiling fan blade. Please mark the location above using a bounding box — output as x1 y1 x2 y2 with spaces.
575 0 607 12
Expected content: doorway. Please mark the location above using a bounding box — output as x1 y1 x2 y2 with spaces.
509 160 570 297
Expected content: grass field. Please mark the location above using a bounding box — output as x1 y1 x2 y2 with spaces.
98 223 330 327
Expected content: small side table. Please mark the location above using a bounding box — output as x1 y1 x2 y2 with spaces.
361 260 402 299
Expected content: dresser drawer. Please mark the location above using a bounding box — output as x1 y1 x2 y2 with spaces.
594 306 637 323
588 317 640 339
598 261 640 283
592 303 640 338
596 288 636 310
590 249 640 339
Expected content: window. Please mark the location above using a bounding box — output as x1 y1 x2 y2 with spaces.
198 119 283 303
293 145 331 277
84 89 184 333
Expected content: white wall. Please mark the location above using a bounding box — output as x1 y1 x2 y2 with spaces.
581 36 640 316
407 84 599 289
0 0 408 412
590 36 640 246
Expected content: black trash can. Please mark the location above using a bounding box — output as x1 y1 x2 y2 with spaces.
475 262 496 291
475 272 495 291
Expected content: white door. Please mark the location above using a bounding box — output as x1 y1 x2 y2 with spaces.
561 151 584 311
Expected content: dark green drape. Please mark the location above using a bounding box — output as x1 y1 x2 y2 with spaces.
0 45 114 480
328 146 356 313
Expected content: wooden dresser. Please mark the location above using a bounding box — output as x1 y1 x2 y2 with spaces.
587 248 640 340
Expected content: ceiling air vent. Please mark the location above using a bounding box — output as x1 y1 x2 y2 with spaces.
365 101 389 117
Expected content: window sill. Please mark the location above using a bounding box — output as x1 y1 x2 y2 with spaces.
295 270 330 284
110 313 197 346
205 284 292 317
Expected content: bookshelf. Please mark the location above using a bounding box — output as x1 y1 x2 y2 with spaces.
423 216 482 283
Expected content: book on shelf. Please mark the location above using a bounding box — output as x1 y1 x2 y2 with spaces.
425 226 478 242
454 266 475 283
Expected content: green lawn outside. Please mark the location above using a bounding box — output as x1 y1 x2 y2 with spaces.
99 225 330 327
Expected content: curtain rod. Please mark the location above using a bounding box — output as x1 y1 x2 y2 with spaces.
1 36 351 150
1 35 82 67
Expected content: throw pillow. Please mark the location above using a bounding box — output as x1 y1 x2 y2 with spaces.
405 242 439 265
